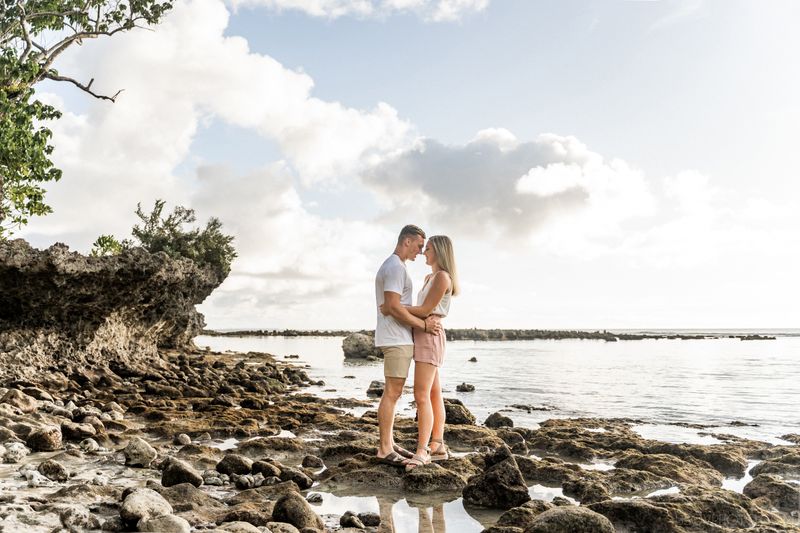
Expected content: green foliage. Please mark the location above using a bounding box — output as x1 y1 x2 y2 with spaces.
0 0 173 238
93 200 237 276
90 234 130 256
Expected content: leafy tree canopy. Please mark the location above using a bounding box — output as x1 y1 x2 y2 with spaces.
1 0 173 238
91 200 237 277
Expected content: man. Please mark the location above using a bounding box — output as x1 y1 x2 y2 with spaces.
374 225 441 464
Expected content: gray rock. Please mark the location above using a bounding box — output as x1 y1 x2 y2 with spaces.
743 473 800 512
38 459 69 482
162 457 203 488
216 454 253 476
266 523 301 533
214 522 263 533
279 465 314 490
463 446 530 509
456 382 476 392
124 436 158 467
485 412 514 428
358 512 381 527
1 389 39 413
342 332 382 359
341 510 366 528
26 426 62 451
302 455 324 468
524 506 615 533
61 420 97 440
306 493 323 503
272 492 325 530
59 504 101 531
444 398 476 425
3 441 29 462
367 380 384 397
138 514 191 533
120 488 172 525
174 433 192 445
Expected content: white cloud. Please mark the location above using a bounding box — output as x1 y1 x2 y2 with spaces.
228 0 490 21
363 132 655 242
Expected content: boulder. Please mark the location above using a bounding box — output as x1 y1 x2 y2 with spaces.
278 466 314 490
456 382 475 392
0 240 227 382
38 459 69 482
403 462 467 493
216 454 253 476
124 436 158 467
120 488 173 525
497 500 555 528
271 492 325 530
485 412 514 428
342 333 382 359
367 380 384 397
162 457 204 488
524 507 615 533
463 446 531 509
214 522 263 533
444 398 476 425
743 473 800 513
26 426 62 451
340 510 366 528
138 514 191 533
1 389 39 413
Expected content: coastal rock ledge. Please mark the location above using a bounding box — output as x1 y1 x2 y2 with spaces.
0 239 225 382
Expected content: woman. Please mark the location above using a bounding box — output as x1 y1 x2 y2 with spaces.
382 235 460 471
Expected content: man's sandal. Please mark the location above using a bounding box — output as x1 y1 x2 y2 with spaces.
430 439 450 461
393 444 415 459
378 451 410 467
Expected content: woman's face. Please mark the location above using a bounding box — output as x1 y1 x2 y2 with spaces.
423 243 437 267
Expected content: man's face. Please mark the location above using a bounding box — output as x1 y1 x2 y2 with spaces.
408 235 425 261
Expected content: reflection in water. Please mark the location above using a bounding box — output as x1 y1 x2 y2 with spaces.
312 491 491 532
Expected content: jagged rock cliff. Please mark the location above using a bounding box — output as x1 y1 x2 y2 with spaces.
0 239 225 382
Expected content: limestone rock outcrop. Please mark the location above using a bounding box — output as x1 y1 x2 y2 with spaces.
0 240 226 382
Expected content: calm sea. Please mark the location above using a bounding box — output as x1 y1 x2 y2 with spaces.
194 332 800 444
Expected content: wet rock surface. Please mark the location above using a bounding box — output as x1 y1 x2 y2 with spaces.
0 320 797 532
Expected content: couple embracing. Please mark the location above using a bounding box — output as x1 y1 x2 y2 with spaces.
374 225 460 472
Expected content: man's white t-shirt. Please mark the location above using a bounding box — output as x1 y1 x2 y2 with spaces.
374 254 413 346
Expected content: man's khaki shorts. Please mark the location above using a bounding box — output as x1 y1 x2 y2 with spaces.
381 345 414 379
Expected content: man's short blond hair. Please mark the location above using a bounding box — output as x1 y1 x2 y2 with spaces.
397 224 426 245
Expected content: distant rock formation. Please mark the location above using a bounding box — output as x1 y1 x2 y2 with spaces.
341 332 382 359
0 239 226 383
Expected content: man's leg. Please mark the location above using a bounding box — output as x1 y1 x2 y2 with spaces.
377 376 405 457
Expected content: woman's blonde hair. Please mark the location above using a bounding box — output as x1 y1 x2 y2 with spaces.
429 235 460 296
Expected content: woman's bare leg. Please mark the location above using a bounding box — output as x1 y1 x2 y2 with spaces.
414 362 438 457
430 368 445 445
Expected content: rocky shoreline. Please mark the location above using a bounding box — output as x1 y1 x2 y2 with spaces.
0 346 798 532
203 329 778 344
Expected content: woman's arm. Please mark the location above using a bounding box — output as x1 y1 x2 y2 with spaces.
406 272 450 318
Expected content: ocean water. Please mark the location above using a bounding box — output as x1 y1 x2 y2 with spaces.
194 334 800 443
193 333 800 531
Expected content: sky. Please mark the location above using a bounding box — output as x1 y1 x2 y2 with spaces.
20 0 800 330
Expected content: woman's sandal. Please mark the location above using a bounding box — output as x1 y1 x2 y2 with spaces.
405 451 431 472
430 439 450 461
393 443 415 459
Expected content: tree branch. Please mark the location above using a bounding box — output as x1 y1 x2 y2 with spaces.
44 73 123 102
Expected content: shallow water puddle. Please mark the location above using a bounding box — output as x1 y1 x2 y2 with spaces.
646 486 680 497
577 460 616 471
631 424 723 445
721 460 761 493
528 484 578 504
310 491 491 532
